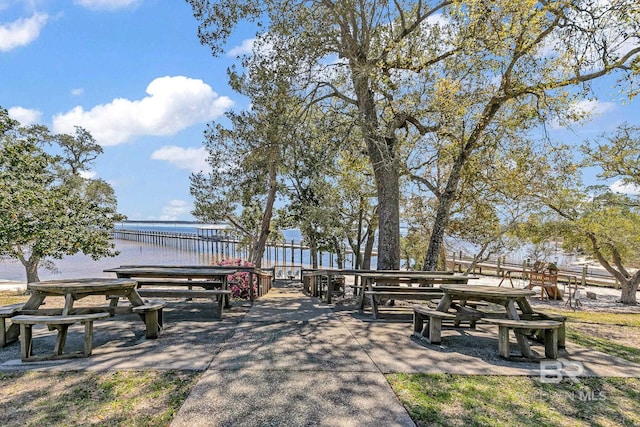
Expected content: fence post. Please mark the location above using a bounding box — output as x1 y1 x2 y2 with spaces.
582 266 587 286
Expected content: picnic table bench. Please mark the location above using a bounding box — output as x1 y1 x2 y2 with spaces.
134 289 230 320
412 306 456 344
363 287 445 319
528 271 563 300
355 272 470 319
105 266 237 318
131 300 166 339
1 303 25 347
483 318 562 360
12 312 110 362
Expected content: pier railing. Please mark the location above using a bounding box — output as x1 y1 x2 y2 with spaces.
110 228 344 269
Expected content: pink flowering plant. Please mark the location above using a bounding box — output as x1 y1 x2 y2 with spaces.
215 258 257 300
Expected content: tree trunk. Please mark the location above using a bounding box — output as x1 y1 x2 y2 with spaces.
351 68 400 270
251 158 278 268
21 255 40 283
424 101 503 271
362 216 378 270
309 239 318 269
355 203 364 269
620 280 639 305
424 154 466 270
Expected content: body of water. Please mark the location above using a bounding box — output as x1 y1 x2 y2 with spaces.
0 240 230 282
2 223 602 283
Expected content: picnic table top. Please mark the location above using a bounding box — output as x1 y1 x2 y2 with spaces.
28 278 138 293
439 284 536 298
354 272 468 281
104 266 236 277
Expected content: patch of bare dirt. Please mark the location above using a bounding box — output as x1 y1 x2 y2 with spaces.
568 323 640 349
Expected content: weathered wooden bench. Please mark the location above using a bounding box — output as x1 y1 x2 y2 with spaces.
0 303 25 347
11 312 110 362
528 272 563 300
412 306 456 344
136 289 231 320
483 318 562 360
364 290 445 319
521 312 567 348
134 278 225 288
131 300 165 339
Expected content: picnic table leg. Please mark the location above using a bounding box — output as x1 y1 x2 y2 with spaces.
370 293 379 319
358 278 373 311
215 293 224 320
19 324 33 360
125 289 146 307
53 324 70 356
62 294 75 316
143 311 160 339
435 294 453 312
83 320 95 356
497 326 511 358
505 300 534 358
515 297 534 315
544 329 559 359
5 292 46 343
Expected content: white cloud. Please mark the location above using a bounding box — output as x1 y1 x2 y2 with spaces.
228 38 255 56
549 99 617 129
610 180 640 196
79 170 97 179
7 106 41 125
159 200 191 221
71 88 84 96
572 99 616 116
52 76 234 146
151 146 210 173
0 13 48 52
74 0 141 11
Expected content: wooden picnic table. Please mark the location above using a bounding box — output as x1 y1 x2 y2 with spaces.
435 284 536 317
434 284 552 358
497 267 529 287
104 266 235 315
355 271 470 317
105 265 272 302
301 269 346 303
5 278 152 344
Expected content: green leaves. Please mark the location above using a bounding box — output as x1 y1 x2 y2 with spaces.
0 108 120 281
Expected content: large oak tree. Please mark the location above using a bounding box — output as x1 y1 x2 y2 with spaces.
187 0 639 270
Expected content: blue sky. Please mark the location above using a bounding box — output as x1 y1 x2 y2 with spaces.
1 0 252 220
2 1 639 221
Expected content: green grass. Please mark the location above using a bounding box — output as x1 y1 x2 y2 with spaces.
0 370 200 427
0 293 29 306
387 374 640 427
543 309 640 327
387 309 640 426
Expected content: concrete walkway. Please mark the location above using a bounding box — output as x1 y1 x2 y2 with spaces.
171 281 416 427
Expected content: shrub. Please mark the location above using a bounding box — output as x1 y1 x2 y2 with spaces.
215 258 257 300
